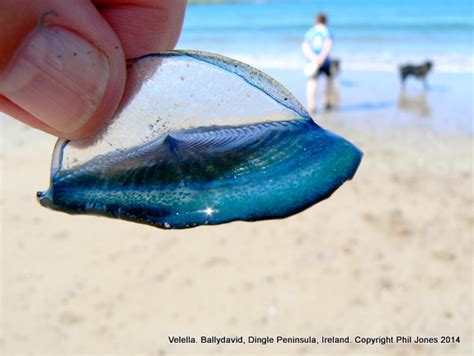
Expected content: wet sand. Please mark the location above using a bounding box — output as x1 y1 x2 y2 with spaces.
1 70 472 355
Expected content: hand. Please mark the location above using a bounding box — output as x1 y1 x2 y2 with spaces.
315 56 324 67
0 0 187 140
307 55 322 68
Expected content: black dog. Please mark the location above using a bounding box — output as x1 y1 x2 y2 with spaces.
330 58 341 77
399 61 433 88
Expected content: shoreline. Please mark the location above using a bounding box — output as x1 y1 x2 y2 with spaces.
266 68 473 135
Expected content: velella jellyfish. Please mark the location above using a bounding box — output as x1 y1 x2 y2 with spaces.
37 50 362 229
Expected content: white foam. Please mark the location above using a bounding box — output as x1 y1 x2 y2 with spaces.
226 52 474 73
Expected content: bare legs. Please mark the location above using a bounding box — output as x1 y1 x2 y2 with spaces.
306 76 335 114
306 77 318 115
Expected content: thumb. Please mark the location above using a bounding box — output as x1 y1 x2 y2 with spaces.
0 0 126 140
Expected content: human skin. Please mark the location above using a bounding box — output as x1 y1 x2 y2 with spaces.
0 0 187 140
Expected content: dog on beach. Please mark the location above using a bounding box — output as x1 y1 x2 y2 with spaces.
330 58 341 77
399 61 433 88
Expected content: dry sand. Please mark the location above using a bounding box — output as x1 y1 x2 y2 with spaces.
1 70 472 355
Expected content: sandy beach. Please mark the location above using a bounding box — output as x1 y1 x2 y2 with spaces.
1 65 472 355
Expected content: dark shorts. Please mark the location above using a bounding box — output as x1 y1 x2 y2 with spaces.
312 58 332 78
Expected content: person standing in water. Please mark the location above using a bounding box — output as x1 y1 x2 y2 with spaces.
302 13 334 114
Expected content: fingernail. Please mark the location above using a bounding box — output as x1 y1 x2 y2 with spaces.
0 26 109 134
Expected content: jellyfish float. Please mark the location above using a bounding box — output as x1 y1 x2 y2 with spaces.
37 51 362 229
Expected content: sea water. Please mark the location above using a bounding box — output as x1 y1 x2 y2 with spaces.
179 0 473 73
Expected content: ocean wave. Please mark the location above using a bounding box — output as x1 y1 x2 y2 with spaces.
227 53 474 73
184 22 474 33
